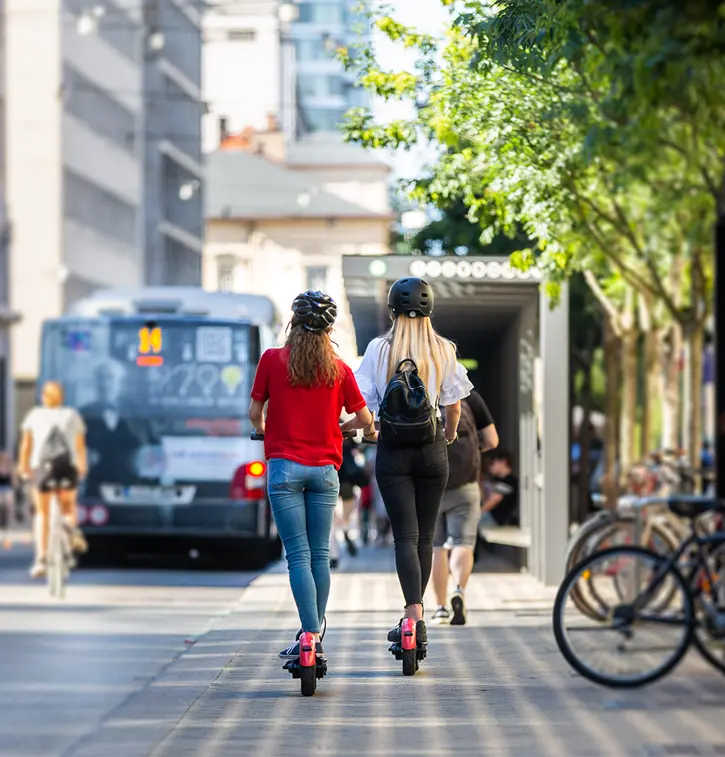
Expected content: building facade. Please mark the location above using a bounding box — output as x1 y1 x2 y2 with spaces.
204 129 392 363
203 0 370 152
290 0 369 132
6 0 203 416
143 0 205 287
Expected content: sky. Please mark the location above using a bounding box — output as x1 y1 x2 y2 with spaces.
368 0 451 185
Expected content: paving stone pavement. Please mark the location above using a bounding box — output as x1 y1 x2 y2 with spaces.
65 549 725 757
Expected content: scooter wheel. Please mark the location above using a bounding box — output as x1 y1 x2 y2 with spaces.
402 648 416 677
300 663 317 696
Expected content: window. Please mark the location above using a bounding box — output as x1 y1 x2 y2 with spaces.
306 266 328 292
218 263 235 292
63 169 137 248
297 3 343 25
63 63 136 153
298 75 319 98
326 77 345 97
305 109 344 131
226 29 256 41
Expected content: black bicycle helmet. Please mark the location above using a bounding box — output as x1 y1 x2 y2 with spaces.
388 277 434 318
291 290 338 332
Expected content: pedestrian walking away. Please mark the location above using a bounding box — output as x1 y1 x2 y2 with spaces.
16 381 89 578
431 389 499 626
248 290 372 677
354 276 473 665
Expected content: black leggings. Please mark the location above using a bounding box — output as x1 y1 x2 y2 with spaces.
375 433 449 607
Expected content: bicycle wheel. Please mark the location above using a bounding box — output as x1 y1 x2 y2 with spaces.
691 543 725 675
568 518 680 621
553 545 694 687
46 523 64 599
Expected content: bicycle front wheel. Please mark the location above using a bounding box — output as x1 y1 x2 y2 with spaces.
553 545 694 687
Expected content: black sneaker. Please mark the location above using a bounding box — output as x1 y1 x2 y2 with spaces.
343 531 358 557
432 606 451 624
450 588 467 626
387 618 404 643
387 618 428 647
279 629 302 658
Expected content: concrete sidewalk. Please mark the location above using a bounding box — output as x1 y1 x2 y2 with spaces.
67 548 725 757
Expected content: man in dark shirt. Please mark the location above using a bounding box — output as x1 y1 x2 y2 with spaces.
482 450 519 526
431 389 499 625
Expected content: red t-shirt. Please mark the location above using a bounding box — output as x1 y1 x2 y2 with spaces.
250 347 367 469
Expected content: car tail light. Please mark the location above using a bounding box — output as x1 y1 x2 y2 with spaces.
230 461 267 500
89 504 109 526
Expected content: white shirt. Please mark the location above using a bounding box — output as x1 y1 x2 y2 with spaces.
354 336 473 415
21 406 86 469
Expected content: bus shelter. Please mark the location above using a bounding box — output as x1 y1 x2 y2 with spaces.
342 255 569 585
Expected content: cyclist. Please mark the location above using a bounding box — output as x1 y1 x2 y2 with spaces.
17 381 88 578
248 290 372 659
354 277 473 649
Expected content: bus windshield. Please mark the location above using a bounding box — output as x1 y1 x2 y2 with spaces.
40 318 254 500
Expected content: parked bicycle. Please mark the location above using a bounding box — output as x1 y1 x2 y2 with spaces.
553 495 725 687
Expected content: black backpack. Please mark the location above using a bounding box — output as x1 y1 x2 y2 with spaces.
379 359 437 447
39 426 72 470
444 400 480 490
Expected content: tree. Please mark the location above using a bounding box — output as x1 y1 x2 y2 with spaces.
340 2 721 465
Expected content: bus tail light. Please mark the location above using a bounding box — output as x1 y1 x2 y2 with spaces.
230 461 267 501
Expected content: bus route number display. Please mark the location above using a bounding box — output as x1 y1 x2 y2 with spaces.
137 326 163 366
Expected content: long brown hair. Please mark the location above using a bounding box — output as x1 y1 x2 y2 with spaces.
286 316 340 387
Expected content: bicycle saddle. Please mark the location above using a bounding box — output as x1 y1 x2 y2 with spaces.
667 496 725 519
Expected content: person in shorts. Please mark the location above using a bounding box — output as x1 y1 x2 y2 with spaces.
431 389 498 625
17 381 89 578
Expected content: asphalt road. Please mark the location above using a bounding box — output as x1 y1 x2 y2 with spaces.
0 544 256 757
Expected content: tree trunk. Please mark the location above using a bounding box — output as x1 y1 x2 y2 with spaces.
641 326 661 458
688 324 705 474
620 328 638 478
603 319 620 509
662 323 682 450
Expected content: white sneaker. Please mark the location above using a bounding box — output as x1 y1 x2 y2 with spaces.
29 560 47 579
432 606 451 624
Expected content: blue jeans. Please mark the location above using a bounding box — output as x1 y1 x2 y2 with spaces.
267 458 340 633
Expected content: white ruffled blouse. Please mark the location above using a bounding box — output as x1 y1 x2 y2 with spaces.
354 336 473 416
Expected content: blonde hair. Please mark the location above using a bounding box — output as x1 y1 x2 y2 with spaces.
379 316 456 397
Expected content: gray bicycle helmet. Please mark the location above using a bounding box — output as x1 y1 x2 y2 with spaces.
388 277 434 318
292 290 338 332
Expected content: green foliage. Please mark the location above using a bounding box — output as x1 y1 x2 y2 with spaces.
339 0 723 328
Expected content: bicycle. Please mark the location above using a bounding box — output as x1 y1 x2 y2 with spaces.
46 491 74 599
553 495 725 687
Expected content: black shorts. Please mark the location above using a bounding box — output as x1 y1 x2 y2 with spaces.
33 459 79 492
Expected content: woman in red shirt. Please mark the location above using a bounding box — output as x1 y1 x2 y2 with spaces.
249 291 373 659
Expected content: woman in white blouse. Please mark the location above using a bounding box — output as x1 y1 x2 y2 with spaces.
354 277 473 652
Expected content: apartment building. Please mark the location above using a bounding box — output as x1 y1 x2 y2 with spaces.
5 0 203 410
203 0 370 151
290 0 369 132
143 0 205 286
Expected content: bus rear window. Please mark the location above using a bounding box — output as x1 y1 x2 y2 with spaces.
40 320 251 418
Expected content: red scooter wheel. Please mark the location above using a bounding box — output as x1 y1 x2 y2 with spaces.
400 618 417 676
298 632 317 696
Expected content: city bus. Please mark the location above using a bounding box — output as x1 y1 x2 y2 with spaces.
37 287 283 567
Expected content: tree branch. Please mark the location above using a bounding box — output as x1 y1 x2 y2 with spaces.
583 270 623 337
